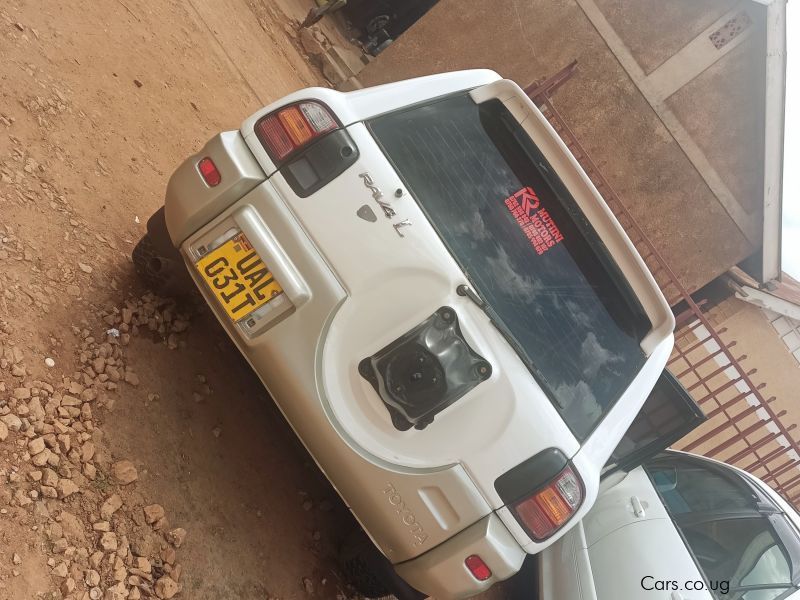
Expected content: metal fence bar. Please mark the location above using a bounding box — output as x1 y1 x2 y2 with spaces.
704 390 758 421
743 446 788 473
675 345 738 378
725 426 795 465
762 459 800 485
705 415 785 459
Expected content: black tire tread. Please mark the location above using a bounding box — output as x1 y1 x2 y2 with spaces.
339 529 425 600
132 233 170 292
341 554 391 599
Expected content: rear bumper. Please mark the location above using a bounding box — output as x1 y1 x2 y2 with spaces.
395 513 526 600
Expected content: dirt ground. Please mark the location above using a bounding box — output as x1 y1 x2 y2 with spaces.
0 1 515 599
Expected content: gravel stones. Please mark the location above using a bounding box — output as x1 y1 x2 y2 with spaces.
81 440 95 463
112 460 138 485
59 511 86 544
0 292 190 598
31 448 51 467
28 436 46 455
101 494 123 520
85 569 101 586
42 468 58 488
135 556 152 573
100 531 118 552
0 413 22 431
57 478 79 498
143 503 165 525
124 370 140 386
92 520 111 532
166 527 186 548
13 387 31 400
155 576 180 599
51 561 68 577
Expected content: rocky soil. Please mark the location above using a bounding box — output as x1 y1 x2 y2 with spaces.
0 0 356 597
1 294 195 600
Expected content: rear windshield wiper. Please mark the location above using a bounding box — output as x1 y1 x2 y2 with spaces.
456 283 485 308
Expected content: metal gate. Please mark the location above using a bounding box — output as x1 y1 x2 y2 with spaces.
527 65 800 505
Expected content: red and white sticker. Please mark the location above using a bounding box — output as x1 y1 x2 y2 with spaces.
503 186 564 256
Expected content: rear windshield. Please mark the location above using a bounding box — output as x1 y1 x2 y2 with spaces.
368 93 651 440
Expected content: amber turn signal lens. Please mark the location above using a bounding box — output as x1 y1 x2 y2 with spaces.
512 466 583 540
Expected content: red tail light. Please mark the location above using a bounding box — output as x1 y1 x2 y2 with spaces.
255 101 337 161
511 466 583 540
197 157 221 187
464 554 492 581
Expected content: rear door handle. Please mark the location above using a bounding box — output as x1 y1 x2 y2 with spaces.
631 495 646 518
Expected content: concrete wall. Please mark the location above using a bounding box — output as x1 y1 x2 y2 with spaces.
595 0 734 73
356 0 767 293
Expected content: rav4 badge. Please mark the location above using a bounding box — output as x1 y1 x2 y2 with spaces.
359 171 413 237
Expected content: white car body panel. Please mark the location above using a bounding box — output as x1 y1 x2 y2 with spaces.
589 518 713 600
539 521 597 600
582 463 670 546
179 180 495 564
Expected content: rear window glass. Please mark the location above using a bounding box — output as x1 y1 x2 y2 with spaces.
368 93 650 440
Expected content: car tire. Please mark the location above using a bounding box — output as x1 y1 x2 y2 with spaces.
339 530 425 600
505 553 539 600
132 234 172 293
366 13 391 34
132 209 195 297
340 530 391 598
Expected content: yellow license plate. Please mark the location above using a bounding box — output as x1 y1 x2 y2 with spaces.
195 232 283 321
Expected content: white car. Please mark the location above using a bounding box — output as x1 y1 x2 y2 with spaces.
533 376 800 600
133 70 675 598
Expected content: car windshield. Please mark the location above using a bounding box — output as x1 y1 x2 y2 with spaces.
368 92 651 440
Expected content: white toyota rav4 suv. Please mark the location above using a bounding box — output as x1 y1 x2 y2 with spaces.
133 70 675 598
